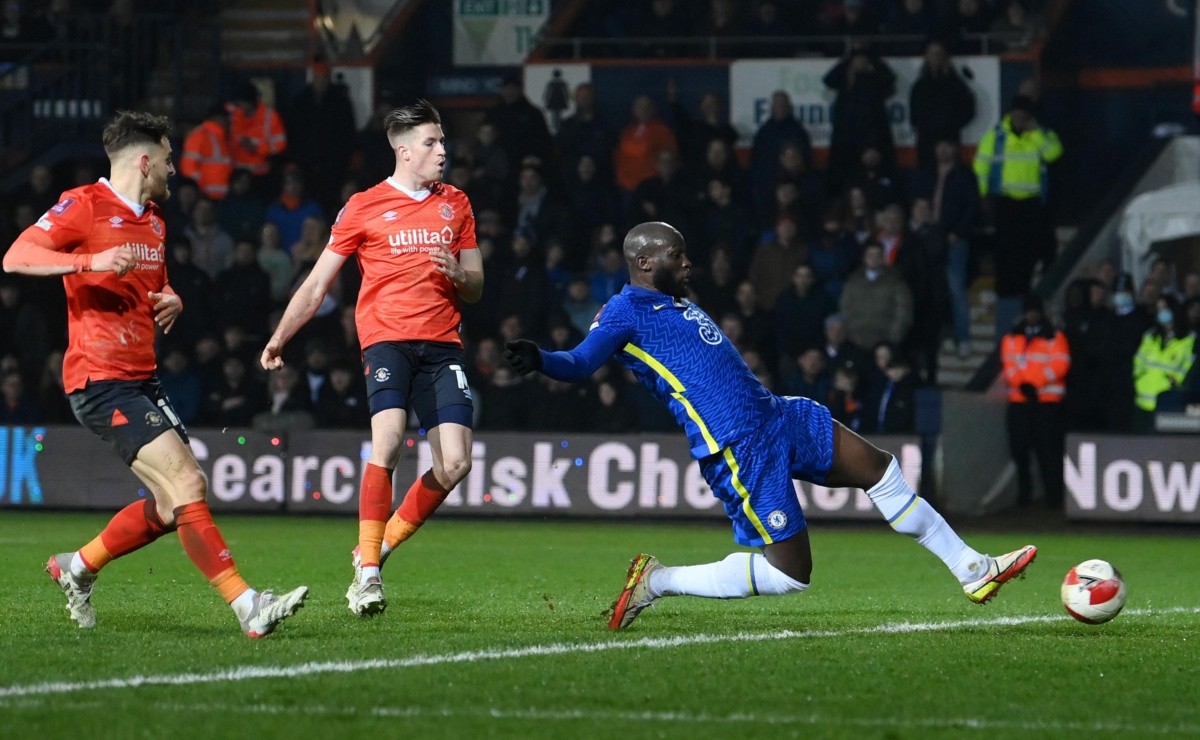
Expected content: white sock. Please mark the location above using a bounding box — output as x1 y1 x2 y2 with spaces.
867 457 989 584
380 543 393 564
230 588 258 621
69 552 95 581
360 565 381 584
648 552 809 599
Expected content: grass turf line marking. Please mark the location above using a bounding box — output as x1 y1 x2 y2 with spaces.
5 699 1200 735
0 605 1196 700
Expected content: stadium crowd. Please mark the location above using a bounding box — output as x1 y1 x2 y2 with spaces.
1 0 1197 439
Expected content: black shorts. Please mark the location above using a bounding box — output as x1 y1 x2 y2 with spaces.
68 377 189 466
362 340 474 428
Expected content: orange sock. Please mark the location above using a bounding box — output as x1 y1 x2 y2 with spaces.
384 470 449 550
358 463 393 568
174 501 249 603
79 499 174 573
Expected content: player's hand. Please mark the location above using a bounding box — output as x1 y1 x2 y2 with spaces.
504 339 542 376
1019 383 1039 402
260 340 285 371
148 291 181 333
430 244 464 283
93 245 138 276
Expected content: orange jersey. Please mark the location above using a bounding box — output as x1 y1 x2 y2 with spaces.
23 181 169 392
327 180 477 348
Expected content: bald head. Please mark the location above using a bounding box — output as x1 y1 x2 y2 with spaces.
624 221 691 297
622 221 683 266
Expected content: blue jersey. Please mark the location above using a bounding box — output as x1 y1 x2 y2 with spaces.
539 284 777 458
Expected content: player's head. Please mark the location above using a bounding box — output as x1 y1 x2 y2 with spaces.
102 110 175 202
623 221 691 298
385 99 445 186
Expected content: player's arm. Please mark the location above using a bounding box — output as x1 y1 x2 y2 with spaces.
505 328 625 382
3 226 136 277
432 245 483 303
260 248 348 369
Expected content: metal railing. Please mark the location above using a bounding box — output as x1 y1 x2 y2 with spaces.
537 32 1033 60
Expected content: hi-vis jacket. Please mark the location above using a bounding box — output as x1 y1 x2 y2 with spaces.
228 101 287 176
1133 329 1196 411
973 114 1063 201
180 119 233 199
1001 323 1071 403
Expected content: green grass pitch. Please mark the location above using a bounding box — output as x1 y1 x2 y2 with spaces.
1 511 1197 739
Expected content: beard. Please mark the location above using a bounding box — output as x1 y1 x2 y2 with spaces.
652 269 688 298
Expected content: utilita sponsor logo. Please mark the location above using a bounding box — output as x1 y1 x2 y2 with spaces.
388 226 454 254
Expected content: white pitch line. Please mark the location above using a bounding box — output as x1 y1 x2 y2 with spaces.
6 699 1200 736
0 606 1196 701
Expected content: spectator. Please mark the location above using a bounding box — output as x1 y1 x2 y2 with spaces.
468 121 511 212
863 350 918 434
634 0 693 57
614 95 678 192
826 361 864 431
821 0 880 35
164 240 213 350
0 277 48 383
180 104 234 201
159 178 200 244
496 230 550 339
848 146 904 212
1101 273 1154 432
286 60 357 212
265 167 325 256
698 178 755 274
592 378 639 433
824 46 897 195
1132 295 1196 432
314 361 369 429
747 216 807 311
184 198 234 280
215 241 272 336
217 168 266 244
354 98 397 186
885 0 940 45
913 138 979 358
1000 294 1069 508
974 95 1063 338
841 242 913 349
158 347 203 425
35 349 72 424
479 365 534 430
13 163 59 216
731 280 775 367
896 199 950 384
629 150 697 243
697 139 749 206
954 0 993 46
544 239 573 302
990 0 1037 52
562 277 601 337
562 154 620 263
807 206 860 303
774 264 836 375
822 312 868 372
256 221 293 306
252 364 315 433
529 376 592 431
486 74 552 166
556 83 617 183
748 0 800 57
690 246 738 319
290 215 330 267
590 246 629 303
666 82 738 173
202 354 265 428
0 371 39 424
108 0 156 109
1062 278 1108 431
227 80 288 193
513 166 565 245
785 347 832 402
749 91 813 214
908 41 976 170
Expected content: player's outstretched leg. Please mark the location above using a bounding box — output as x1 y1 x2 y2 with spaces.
962 545 1038 604
45 553 96 629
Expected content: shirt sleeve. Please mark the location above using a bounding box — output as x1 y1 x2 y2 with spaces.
540 299 635 382
325 198 365 256
35 195 93 252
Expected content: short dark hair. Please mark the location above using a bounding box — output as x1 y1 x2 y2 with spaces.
102 110 172 157
383 99 441 143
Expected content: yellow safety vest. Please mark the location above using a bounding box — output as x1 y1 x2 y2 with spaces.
973 115 1063 201
1133 330 1195 411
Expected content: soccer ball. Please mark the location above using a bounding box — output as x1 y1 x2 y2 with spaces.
1061 559 1126 624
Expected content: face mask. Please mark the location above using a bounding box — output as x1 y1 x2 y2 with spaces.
865 269 880 281
1157 308 1174 326
1112 292 1134 314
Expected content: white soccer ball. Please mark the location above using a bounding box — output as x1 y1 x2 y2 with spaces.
1061 559 1127 624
